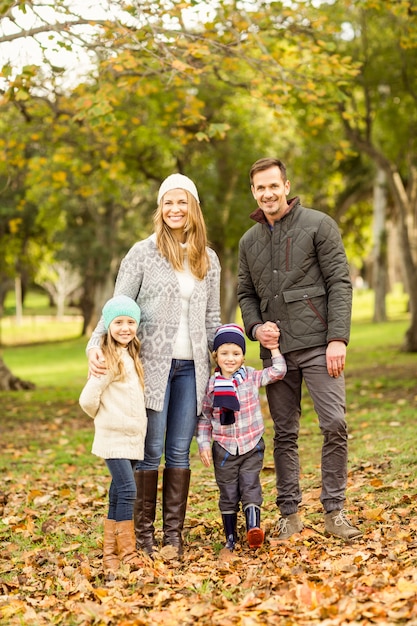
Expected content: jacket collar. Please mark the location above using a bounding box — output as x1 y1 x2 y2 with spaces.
250 197 300 225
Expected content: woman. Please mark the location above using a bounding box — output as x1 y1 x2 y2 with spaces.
87 173 221 557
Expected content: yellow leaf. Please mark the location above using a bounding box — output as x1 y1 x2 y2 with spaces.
52 171 67 183
363 507 386 520
397 577 417 597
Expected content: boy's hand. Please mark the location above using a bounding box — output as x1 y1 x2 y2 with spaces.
199 449 212 467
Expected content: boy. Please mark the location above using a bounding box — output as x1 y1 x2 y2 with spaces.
197 323 286 551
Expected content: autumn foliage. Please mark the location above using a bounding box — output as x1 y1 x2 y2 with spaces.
1 386 417 625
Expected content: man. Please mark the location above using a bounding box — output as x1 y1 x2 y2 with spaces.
237 157 361 541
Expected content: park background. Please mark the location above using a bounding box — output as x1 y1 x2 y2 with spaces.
1 0 417 624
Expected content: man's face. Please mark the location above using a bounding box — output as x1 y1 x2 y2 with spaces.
251 166 290 225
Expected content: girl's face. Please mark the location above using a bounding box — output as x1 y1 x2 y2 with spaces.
161 188 189 240
216 343 244 378
109 316 138 345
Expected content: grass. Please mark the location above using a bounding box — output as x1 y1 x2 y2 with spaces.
1 337 87 389
0 288 415 499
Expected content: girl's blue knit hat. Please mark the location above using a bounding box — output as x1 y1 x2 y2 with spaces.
213 324 246 354
102 295 141 330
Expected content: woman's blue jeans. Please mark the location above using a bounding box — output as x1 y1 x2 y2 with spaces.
136 359 197 471
105 458 137 521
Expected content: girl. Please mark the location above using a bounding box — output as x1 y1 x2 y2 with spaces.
79 295 146 574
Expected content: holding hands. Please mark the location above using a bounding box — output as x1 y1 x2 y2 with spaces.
254 322 280 351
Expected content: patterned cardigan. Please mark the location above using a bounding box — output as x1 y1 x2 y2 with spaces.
87 234 221 414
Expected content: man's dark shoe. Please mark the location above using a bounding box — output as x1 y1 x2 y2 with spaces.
324 509 362 540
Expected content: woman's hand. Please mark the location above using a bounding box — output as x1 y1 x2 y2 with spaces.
88 348 107 377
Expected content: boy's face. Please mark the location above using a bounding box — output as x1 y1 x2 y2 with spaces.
216 343 244 377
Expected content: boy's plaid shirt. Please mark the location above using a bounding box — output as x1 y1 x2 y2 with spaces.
197 355 287 456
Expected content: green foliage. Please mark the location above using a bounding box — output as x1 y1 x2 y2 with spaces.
1 0 417 345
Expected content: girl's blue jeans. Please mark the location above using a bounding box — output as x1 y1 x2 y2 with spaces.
105 458 137 521
136 359 197 471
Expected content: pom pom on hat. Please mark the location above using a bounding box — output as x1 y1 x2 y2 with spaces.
213 324 246 354
157 173 200 204
102 295 141 330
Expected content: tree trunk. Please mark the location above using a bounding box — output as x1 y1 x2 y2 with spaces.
339 99 417 351
372 168 387 323
81 273 115 336
221 262 238 325
340 120 417 351
389 168 417 352
15 276 23 325
0 356 35 390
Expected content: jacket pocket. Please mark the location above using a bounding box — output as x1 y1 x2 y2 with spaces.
283 285 328 334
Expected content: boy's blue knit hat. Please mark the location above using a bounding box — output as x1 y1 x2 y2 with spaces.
213 324 246 354
102 295 141 330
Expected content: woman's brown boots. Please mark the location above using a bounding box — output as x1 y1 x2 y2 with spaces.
162 468 191 556
134 470 159 555
132 467 191 558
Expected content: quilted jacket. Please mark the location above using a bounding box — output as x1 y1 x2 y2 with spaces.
237 198 352 358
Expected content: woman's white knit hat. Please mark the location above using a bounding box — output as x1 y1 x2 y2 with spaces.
157 173 200 204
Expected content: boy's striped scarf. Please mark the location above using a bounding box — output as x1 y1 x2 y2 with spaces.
213 366 246 425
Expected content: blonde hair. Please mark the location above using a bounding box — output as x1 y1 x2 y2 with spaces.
100 332 145 388
154 190 209 280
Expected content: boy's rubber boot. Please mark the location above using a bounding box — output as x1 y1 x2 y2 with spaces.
245 505 265 549
222 513 238 551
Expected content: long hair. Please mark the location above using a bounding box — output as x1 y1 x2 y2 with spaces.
100 332 144 388
154 190 209 280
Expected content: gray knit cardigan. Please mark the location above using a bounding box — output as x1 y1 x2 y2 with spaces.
87 234 221 414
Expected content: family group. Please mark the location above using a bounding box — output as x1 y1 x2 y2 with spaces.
79 157 362 575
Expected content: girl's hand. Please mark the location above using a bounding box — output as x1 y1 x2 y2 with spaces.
199 449 212 467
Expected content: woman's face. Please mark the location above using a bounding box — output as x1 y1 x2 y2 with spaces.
161 188 188 240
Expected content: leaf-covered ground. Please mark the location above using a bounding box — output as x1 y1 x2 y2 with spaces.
1 388 417 625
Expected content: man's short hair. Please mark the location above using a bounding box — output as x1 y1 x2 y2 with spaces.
249 158 287 184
